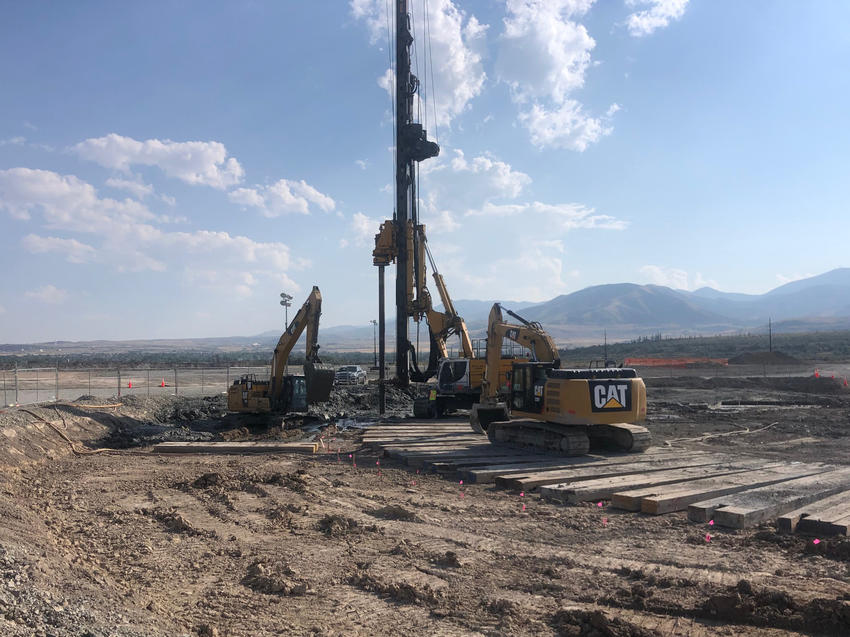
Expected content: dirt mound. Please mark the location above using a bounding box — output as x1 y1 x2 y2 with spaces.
317 514 362 536
241 560 310 596
701 580 850 634
728 351 803 365
552 607 661 636
349 570 444 606
433 550 461 568
368 504 421 523
150 508 211 537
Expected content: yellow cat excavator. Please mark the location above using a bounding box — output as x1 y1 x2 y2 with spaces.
470 303 651 455
227 286 334 415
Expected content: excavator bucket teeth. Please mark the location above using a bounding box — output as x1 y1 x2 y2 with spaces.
304 364 334 405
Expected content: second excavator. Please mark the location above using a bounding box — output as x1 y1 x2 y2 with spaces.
470 303 651 455
227 286 334 416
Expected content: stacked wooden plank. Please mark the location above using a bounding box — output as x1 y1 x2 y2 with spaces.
687 468 850 528
777 490 850 535
359 421 850 533
152 441 319 454
612 463 829 513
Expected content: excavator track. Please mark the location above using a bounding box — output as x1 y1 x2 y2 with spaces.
485 419 652 455
588 423 652 453
487 419 591 456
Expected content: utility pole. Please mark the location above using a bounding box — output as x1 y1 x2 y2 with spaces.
604 329 608 365
393 0 439 388
280 292 293 327
378 268 386 414
370 320 378 367
768 317 773 353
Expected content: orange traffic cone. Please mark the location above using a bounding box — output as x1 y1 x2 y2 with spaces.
128 381 132 388
814 369 820 378
161 379 166 387
844 378 848 387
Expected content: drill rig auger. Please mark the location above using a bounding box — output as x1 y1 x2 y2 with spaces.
470 304 651 456
373 219 473 383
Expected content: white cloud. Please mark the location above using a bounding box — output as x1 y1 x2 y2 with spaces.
537 239 565 253
0 136 26 146
22 234 97 264
626 0 689 37
0 304 5 314
25 284 69 304
73 133 244 189
494 1 622 151
354 0 487 128
468 201 627 232
419 149 531 229
348 212 380 248
184 270 257 298
425 208 461 234
518 100 616 151
355 159 368 170
105 175 154 199
448 246 577 303
229 179 335 217
640 265 717 290
0 167 307 293
498 0 595 104
0 167 156 227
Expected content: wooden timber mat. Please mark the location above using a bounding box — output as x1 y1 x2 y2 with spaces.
361 420 850 532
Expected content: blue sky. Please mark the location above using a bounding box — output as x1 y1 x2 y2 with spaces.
1 0 848 343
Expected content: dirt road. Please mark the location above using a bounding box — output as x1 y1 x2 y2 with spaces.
1 377 849 636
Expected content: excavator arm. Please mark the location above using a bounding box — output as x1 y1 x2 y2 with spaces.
270 286 323 409
480 303 560 401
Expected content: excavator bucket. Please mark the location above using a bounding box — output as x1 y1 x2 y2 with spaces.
304 362 334 405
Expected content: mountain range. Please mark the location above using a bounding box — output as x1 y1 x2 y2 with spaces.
3 269 849 353
317 268 850 348
457 268 850 329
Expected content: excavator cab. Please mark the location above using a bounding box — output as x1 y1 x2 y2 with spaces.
279 376 308 412
509 362 554 414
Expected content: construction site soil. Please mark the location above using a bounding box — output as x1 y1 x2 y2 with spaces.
1 375 850 636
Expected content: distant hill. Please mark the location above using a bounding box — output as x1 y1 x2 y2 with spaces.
3 269 849 353
522 284 731 327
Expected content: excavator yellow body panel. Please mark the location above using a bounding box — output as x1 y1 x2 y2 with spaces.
227 377 272 413
511 377 647 425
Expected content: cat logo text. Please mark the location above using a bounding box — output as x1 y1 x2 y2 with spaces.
588 380 632 412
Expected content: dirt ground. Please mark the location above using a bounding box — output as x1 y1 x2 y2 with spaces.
1 375 850 636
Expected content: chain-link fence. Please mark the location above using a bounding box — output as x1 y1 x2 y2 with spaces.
3 362 844 407
0 366 307 406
